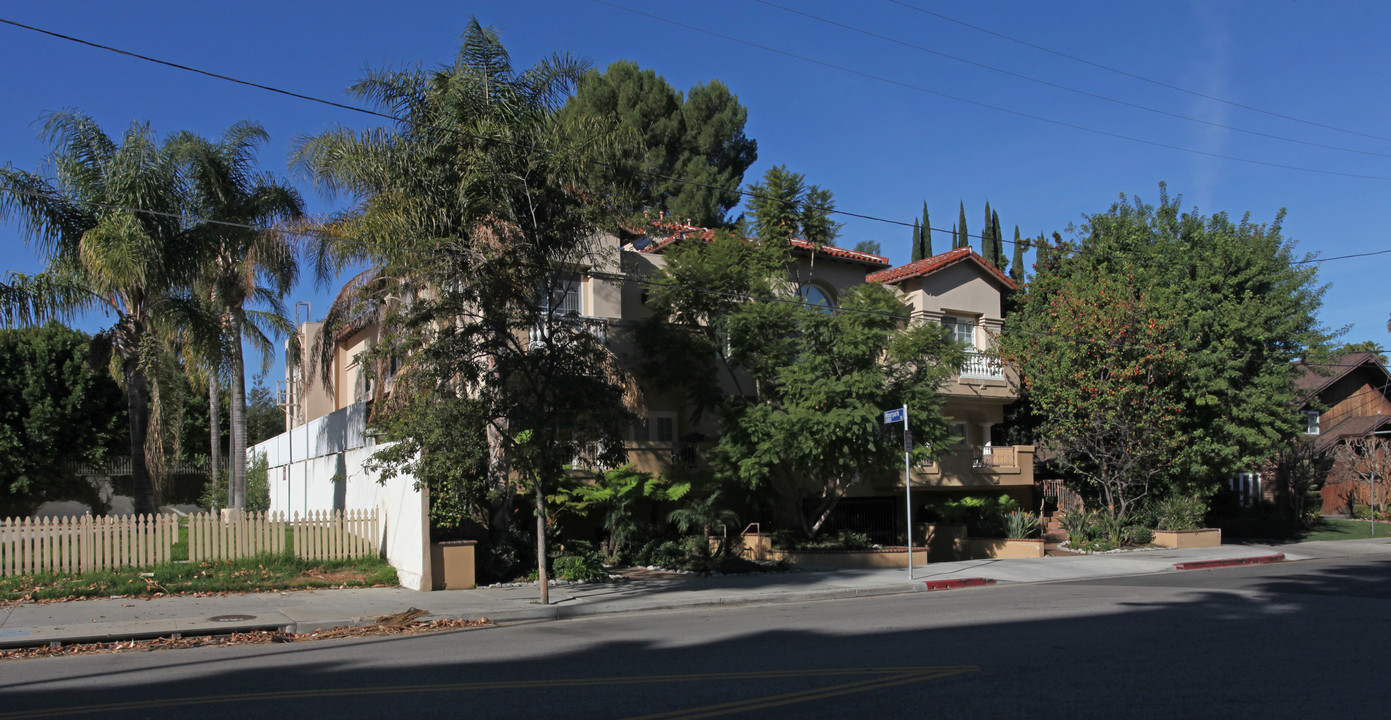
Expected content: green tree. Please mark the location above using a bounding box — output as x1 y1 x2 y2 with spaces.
910 218 921 261
1331 341 1387 363
560 62 756 227
0 324 127 515
293 20 639 605
1 113 195 514
1010 226 1027 284
990 208 1005 273
957 201 968 250
743 165 842 245
1004 186 1330 515
912 201 933 261
172 122 304 509
714 283 963 537
983 201 994 261
853 240 882 256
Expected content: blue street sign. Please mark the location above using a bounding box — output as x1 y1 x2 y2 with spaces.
883 408 905 424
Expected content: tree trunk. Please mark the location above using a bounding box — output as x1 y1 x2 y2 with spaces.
535 483 549 605
124 358 156 515
209 377 222 511
229 312 248 510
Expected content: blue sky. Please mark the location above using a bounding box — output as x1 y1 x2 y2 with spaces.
3 1 1389 387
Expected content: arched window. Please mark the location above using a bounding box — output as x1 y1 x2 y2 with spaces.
799 284 835 313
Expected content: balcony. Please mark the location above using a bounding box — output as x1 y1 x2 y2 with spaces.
910 444 1035 488
529 316 608 348
959 350 1005 380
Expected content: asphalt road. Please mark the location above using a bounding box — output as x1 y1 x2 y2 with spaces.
3 554 1390 719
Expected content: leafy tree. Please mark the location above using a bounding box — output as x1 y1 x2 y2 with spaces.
560 62 756 227
852 240 882 256
0 324 127 515
1331 341 1387 363
744 165 841 246
293 20 639 604
0 113 196 513
172 122 304 509
1004 186 1330 517
714 283 963 537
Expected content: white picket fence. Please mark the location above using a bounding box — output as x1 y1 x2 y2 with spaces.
1 509 379 577
0 514 178 577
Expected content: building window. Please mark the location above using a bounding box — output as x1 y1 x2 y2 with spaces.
942 316 976 351
541 273 583 316
633 413 677 443
799 284 835 313
1304 411 1321 435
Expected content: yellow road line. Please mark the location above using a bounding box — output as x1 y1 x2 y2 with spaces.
0 666 981 719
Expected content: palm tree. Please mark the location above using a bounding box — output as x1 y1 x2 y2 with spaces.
171 122 304 510
0 112 192 514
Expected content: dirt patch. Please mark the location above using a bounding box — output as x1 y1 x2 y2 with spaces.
0 608 492 662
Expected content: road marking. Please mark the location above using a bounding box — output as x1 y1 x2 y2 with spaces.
0 666 980 719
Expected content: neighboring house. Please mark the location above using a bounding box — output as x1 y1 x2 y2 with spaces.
1280 352 1391 513
284 223 1030 544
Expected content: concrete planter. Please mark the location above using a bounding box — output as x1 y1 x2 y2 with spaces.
774 547 930 569
1152 528 1221 548
430 540 477 590
957 537 1046 559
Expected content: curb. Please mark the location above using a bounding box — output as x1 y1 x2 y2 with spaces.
920 578 996 591
1173 553 1285 571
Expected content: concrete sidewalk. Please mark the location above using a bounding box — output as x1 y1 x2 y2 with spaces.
3 538 1389 650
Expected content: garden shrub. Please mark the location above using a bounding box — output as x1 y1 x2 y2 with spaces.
1155 495 1208 531
1124 525 1154 546
1005 511 1040 539
552 554 608 582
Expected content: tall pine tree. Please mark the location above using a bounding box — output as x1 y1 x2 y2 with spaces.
919 201 932 259
991 208 1005 271
983 201 994 259
957 201 968 250
911 218 923 262
1010 226 1026 284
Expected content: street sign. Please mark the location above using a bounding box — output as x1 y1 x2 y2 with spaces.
883 408 905 424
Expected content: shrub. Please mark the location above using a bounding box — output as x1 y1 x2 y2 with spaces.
1155 495 1208 531
1058 507 1095 542
1124 525 1155 546
552 554 608 582
1005 511 1040 539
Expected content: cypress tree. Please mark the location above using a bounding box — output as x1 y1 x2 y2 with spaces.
920 201 932 258
991 209 1004 270
1010 225 1027 284
951 223 957 250
957 201 968 250
911 218 923 261
983 201 994 260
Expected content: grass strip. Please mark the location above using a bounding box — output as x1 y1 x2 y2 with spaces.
0 552 398 602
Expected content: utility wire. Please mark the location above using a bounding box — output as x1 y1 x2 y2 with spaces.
752 0 1391 159
885 0 1391 145
593 1 1391 182
1 18 1384 276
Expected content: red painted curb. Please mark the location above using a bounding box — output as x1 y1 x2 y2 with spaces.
922 577 996 591
1173 553 1285 571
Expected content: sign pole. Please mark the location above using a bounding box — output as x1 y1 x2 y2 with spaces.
903 404 913 581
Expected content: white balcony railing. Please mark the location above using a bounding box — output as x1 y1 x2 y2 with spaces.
529 316 608 348
959 350 1005 380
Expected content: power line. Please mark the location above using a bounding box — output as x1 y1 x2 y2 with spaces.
0 15 912 231
593 1 1391 182
752 0 1391 159
884 0 1391 145
2 17 1386 274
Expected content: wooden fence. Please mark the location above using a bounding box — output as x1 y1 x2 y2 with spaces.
188 510 379 563
0 514 178 577
2 509 379 576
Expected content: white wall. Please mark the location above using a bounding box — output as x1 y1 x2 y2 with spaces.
255 402 431 591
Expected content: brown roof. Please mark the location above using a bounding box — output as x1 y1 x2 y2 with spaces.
1314 414 1391 452
864 247 1018 291
1295 352 1391 403
635 224 890 268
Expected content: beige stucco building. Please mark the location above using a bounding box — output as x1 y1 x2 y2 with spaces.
284 223 1033 543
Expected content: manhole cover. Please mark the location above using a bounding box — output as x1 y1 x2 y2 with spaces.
207 615 257 622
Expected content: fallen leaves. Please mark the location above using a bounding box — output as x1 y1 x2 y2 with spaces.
0 609 491 662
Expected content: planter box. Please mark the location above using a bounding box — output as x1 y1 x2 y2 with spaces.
1152 528 1221 549
956 537 1045 560
430 540 477 590
774 547 929 569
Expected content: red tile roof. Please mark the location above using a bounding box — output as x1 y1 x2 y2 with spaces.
632 223 890 268
864 247 1018 290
